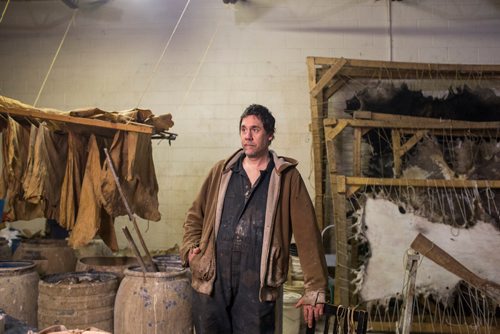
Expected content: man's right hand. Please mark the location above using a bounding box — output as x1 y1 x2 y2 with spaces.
188 246 201 264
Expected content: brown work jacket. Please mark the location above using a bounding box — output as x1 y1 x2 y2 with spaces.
181 149 328 304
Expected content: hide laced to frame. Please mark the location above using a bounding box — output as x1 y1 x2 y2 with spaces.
305 57 500 334
339 81 500 333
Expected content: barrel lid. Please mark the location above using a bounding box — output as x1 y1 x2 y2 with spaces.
18 238 69 247
0 260 37 275
42 271 118 284
124 265 188 278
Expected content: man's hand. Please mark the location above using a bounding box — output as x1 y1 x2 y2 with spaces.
188 246 201 264
295 298 324 328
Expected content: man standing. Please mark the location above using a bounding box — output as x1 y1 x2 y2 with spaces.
181 104 328 333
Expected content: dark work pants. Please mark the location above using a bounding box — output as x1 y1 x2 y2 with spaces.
192 244 275 334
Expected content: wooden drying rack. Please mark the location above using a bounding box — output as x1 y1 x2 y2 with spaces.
307 57 500 333
307 57 500 230
0 95 154 135
326 112 500 309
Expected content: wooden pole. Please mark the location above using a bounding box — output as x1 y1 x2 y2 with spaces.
104 148 157 272
411 233 500 305
122 226 148 274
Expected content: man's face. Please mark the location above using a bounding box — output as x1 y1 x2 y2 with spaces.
240 115 272 159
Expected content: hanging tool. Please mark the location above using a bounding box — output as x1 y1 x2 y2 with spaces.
104 147 158 272
411 233 500 304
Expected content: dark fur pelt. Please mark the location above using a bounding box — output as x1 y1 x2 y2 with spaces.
346 82 500 121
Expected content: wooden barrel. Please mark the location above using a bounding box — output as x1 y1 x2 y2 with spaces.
114 266 192 333
0 238 11 260
13 239 76 276
152 254 182 271
76 256 137 282
38 271 118 332
0 261 39 327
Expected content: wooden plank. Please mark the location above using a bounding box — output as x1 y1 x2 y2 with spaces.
346 186 361 198
324 117 500 130
353 128 362 176
324 119 348 141
310 58 347 98
370 321 500 334
324 79 346 101
333 191 349 306
353 110 372 119
345 177 500 188
391 129 402 177
399 130 428 156
306 57 317 90
0 106 153 134
308 58 330 229
336 175 346 194
311 57 500 75
355 111 495 125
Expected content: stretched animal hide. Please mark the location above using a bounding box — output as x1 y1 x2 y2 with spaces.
357 197 500 303
346 82 500 121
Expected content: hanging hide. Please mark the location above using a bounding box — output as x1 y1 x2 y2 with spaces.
22 124 68 220
101 131 161 222
357 197 500 303
58 131 89 230
0 117 44 221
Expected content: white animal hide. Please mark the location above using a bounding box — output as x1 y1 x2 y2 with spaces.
359 197 500 302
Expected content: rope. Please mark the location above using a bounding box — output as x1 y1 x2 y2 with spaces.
177 23 219 113
136 0 191 108
34 9 77 107
0 0 10 24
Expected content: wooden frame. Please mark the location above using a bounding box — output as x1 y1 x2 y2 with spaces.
0 95 154 135
307 57 500 230
325 112 500 306
307 57 500 333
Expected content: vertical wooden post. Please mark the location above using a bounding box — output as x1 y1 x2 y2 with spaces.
307 57 326 229
333 176 349 306
392 129 402 177
353 128 362 176
398 250 420 334
325 126 350 306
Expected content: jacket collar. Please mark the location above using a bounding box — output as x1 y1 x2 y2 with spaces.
223 149 298 175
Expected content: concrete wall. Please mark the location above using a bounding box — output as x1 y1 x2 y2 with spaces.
1 0 499 251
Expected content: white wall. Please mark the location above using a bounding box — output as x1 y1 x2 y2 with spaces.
1 0 500 251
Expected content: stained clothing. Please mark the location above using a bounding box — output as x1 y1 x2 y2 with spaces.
59 131 88 230
192 155 276 333
0 117 44 221
0 96 166 251
181 149 328 308
23 124 68 220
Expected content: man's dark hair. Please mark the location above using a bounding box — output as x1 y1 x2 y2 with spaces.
239 104 276 136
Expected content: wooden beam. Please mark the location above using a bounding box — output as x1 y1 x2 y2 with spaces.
353 128 362 176
391 129 402 177
313 57 500 79
310 58 347 98
345 177 500 188
324 79 346 101
324 119 348 141
308 57 327 229
324 117 500 131
0 101 154 134
354 111 496 125
399 130 428 156
370 321 500 334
